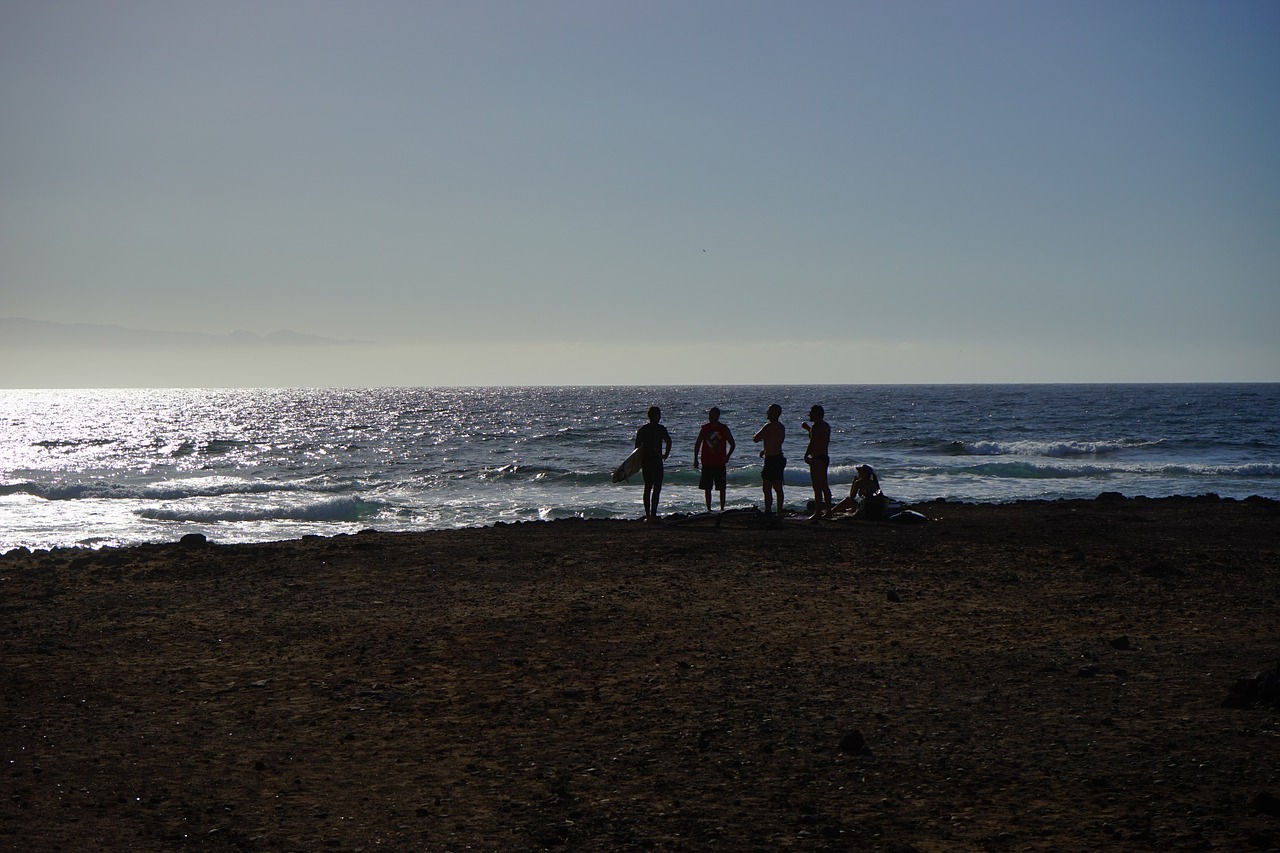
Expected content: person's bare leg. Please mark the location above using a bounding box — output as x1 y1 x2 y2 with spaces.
814 474 832 518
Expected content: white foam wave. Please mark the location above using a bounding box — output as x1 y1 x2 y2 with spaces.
957 462 1116 480
137 496 379 524
11 476 355 501
962 438 1164 457
1157 462 1280 478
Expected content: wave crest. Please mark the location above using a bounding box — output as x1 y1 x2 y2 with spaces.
953 438 1165 458
4 476 355 501
137 496 380 524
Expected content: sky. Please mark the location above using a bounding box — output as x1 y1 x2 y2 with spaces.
2 0 1278 386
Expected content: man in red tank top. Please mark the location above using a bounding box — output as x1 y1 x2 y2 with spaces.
694 407 736 512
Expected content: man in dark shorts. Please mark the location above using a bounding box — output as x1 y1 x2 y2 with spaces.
694 407 736 512
802 404 832 520
634 406 672 521
752 403 786 517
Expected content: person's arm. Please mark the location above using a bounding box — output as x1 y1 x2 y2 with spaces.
725 429 736 459
662 430 672 460
693 429 704 468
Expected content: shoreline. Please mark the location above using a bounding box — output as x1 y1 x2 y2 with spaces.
4 492 1279 556
4 496 1279 851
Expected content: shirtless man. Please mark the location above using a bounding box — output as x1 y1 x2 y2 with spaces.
802 404 832 520
752 403 786 517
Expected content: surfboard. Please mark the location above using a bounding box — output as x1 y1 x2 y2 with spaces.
611 447 643 483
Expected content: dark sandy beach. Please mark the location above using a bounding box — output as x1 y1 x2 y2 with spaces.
3 497 1279 852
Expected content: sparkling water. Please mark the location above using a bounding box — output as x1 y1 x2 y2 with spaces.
2 384 1276 549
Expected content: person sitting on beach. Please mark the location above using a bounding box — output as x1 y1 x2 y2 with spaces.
634 406 672 521
694 407 736 512
832 464 889 520
753 404 786 517
802 404 832 520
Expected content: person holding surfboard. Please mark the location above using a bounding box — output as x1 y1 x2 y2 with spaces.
634 406 672 521
753 404 786 518
802 404 833 520
694 407 736 512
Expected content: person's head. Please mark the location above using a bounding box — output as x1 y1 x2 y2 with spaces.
647 406 661 423
809 404 824 421
856 464 877 481
767 403 782 421
708 407 721 423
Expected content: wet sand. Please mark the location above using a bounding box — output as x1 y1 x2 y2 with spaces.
3 496 1279 852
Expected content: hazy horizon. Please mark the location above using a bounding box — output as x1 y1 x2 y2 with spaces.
3 2 1277 387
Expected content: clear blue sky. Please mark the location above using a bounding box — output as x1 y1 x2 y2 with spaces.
2 0 1277 386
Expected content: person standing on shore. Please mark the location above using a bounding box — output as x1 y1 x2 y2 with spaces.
694 407 736 512
634 406 672 521
753 403 786 517
802 404 832 520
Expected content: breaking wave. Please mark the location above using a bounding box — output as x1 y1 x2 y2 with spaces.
1 476 357 502
946 438 1166 457
137 496 381 524
956 462 1117 480
943 461 1280 481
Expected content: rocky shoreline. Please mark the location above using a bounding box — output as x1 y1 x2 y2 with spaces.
3 496 1279 851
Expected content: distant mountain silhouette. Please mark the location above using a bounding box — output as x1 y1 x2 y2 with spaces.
0 318 372 348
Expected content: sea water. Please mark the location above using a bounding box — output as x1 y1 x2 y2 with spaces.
1 384 1277 550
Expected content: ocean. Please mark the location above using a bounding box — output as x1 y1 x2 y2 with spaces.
2 384 1277 551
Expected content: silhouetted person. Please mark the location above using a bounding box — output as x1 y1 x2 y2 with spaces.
802 404 832 520
694 407 736 512
753 403 786 517
833 464 888 519
634 406 672 521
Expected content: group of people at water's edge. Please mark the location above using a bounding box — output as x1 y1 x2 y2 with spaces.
631 405 888 523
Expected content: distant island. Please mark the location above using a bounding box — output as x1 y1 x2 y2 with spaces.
0 317 372 349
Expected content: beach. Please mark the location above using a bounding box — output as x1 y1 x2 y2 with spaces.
3 496 1279 852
